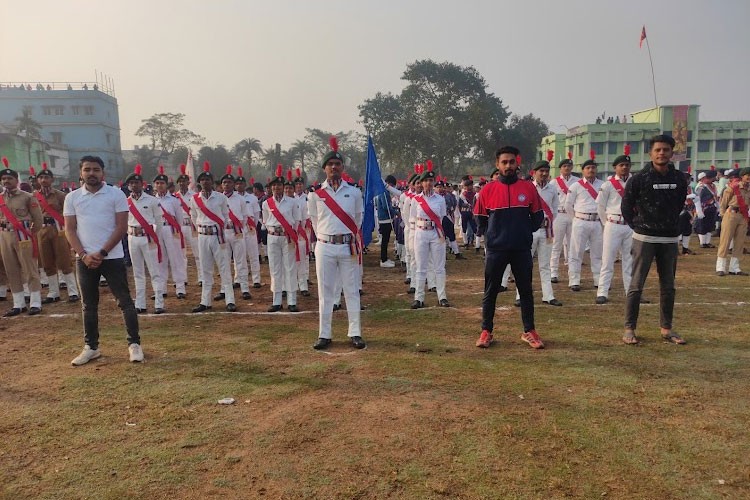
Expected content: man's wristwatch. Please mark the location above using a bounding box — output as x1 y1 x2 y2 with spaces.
100 248 108 257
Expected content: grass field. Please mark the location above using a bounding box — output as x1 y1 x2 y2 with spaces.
1 244 749 499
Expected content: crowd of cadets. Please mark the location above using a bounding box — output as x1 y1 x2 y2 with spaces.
1 145 749 345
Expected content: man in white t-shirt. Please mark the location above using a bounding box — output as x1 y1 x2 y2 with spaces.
64 156 143 366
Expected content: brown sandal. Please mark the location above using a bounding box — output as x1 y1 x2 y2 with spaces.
662 332 686 345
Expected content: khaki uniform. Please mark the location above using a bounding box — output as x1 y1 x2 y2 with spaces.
0 189 44 308
35 188 73 275
716 183 750 273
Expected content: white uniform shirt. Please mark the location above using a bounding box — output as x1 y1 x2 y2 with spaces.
154 192 181 226
400 190 415 225
308 181 363 236
224 191 248 231
409 191 446 224
565 178 604 215
63 184 128 259
240 191 261 226
189 190 229 227
174 189 196 225
295 193 309 227
127 192 161 227
533 180 559 223
554 174 580 213
263 195 301 230
597 175 630 222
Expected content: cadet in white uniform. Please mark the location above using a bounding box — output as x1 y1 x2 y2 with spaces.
218 167 251 301
153 167 187 299
174 165 201 286
550 157 580 283
235 170 262 288
293 169 311 296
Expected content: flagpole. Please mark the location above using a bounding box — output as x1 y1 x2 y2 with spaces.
644 35 658 109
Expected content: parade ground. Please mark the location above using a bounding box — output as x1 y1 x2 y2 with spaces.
1 246 748 499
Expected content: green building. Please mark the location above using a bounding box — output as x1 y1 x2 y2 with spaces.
538 105 750 178
0 125 50 176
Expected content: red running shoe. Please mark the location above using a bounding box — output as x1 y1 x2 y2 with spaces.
476 329 493 348
521 330 545 349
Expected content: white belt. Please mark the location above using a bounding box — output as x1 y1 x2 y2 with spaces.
416 219 435 229
575 212 599 222
606 214 627 225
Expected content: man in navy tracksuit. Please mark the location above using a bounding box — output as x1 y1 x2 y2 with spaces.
474 146 546 349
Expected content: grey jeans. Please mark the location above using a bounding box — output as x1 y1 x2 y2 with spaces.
624 239 678 330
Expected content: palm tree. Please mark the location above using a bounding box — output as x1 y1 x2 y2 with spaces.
259 146 279 169
15 109 42 165
232 138 263 166
290 139 315 171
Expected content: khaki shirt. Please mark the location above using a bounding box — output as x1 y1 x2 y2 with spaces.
719 183 750 216
0 189 44 232
34 188 66 218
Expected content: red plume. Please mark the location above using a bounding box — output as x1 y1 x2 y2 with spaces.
29 166 36 176
516 155 522 165
426 159 433 172
42 162 48 171
62 182 68 189
735 163 739 169
480 177 486 182
624 143 631 156
296 167 301 178
180 164 187 175
710 165 715 171
329 136 339 152
159 164 165 175
249 177 255 184
238 167 243 178
413 163 419 174
117 181 122 187
687 166 692 174
203 161 210 172
134 164 142 176
468 175 473 181
1 157 8 168
358 179 363 187
169 177 173 183
226 165 232 176
275 164 283 178
589 149 596 161
286 169 292 182
567 150 573 160
546 150 554 162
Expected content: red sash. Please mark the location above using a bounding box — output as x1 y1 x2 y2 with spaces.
127 197 162 263
246 216 255 232
160 206 185 249
556 177 570 195
609 178 626 197
193 193 226 244
0 194 39 257
174 192 196 230
578 179 599 200
414 194 445 239
315 188 362 263
227 209 243 235
732 184 750 221
297 223 310 255
537 192 555 238
34 192 65 228
266 196 300 261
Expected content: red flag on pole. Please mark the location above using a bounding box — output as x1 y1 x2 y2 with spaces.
639 26 647 49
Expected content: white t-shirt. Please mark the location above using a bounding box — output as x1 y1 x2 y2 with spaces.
63 184 128 259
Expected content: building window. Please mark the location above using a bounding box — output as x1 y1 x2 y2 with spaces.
663 130 672 137
72 105 80 115
687 131 693 142
577 143 584 156
84 105 94 115
628 142 639 154
687 147 692 158
715 140 729 153
733 139 746 152
42 105 64 116
697 140 711 153
591 142 605 156
50 132 62 144
608 142 618 155
106 133 111 145
22 105 33 115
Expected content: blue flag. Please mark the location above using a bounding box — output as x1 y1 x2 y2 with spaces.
362 136 386 248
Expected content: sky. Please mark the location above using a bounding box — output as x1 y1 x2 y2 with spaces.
2 0 749 152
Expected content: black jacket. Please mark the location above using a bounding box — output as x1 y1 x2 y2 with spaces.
621 162 688 238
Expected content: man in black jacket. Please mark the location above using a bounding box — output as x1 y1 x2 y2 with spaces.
621 135 688 345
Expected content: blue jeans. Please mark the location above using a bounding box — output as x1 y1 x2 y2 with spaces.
77 258 140 349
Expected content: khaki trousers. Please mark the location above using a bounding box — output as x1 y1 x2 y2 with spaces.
38 226 73 275
0 230 41 293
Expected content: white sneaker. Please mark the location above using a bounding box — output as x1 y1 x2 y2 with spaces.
71 345 101 366
128 343 144 362
380 260 395 268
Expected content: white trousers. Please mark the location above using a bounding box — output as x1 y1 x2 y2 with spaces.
550 212 573 277
405 225 415 281
198 233 234 306
156 225 187 295
597 222 633 297
225 231 249 293
128 234 164 309
513 229 554 302
414 228 447 302
182 223 202 284
244 230 261 285
296 228 311 291
268 234 296 301
568 219 603 286
716 256 742 273
315 241 361 339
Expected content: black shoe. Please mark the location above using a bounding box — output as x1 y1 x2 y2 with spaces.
301 290 310 297
253 283 261 289
42 296 60 304
411 300 424 309
150 294 168 300
60 282 67 289
68 295 80 303
226 303 237 312
475 248 481 254
99 280 108 287
543 299 563 306
550 277 559 284
313 338 332 350
154 308 165 314
41 283 49 289
198 281 203 287
429 287 437 293
359 289 364 296
404 278 411 285
570 285 581 292
192 304 211 313
268 304 282 312
455 253 467 260
287 304 299 313
28 307 41 316
136 308 148 314
514 299 521 307
3 307 26 317
213 293 225 301
729 271 749 276
242 291 251 300
24 296 30 303
282 291 287 298
350 336 366 349
595 296 608 305
176 293 186 299
232 283 241 289
408 287 416 294
716 271 726 276
332 304 341 311
439 299 451 307
499 286 508 292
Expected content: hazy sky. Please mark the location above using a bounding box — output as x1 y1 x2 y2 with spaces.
3 0 749 151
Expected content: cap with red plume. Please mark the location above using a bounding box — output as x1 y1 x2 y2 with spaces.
37 161 53 178
125 163 144 183
294 167 304 183
735 162 739 169
197 161 214 181
219 165 235 183
589 149 596 161
358 179 363 188
687 166 692 174
419 159 437 182
624 143 631 156
546 150 554 162
710 165 716 171
582 149 598 168
270 164 285 185
153 164 169 183
62 182 68 189
235 167 246 182
1 157 8 168
321 135 344 168
29 166 37 178
567 150 573 160
0 157 16 181
284 169 294 186
613 144 632 167
177 163 190 181
249 177 255 185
